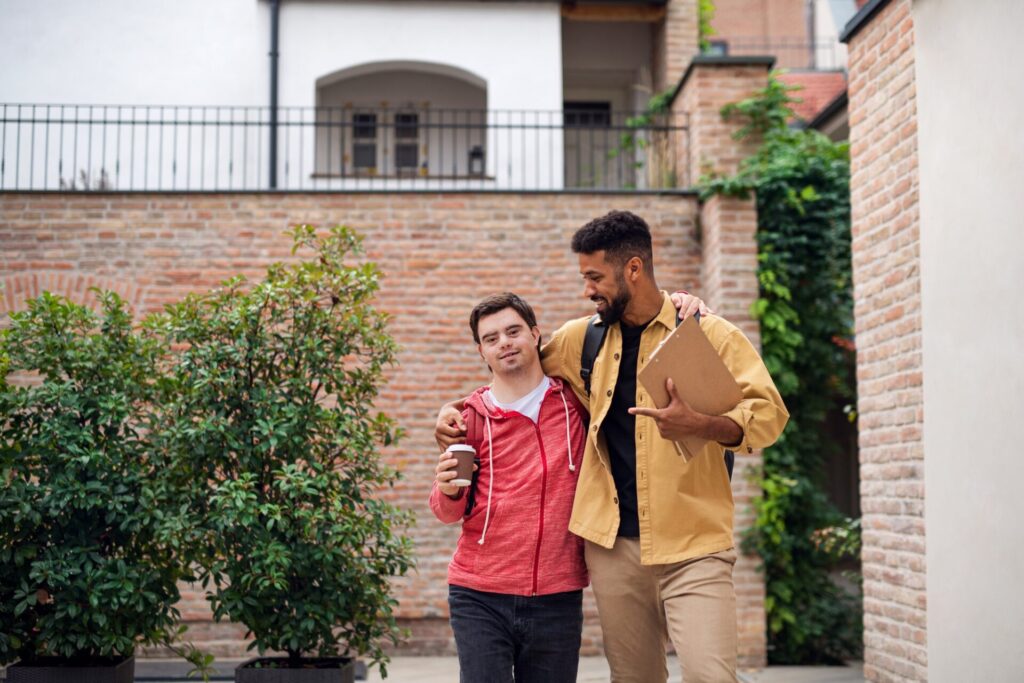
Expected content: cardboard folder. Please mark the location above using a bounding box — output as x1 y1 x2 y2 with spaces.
637 316 743 462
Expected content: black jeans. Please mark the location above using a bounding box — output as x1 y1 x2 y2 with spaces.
448 585 584 683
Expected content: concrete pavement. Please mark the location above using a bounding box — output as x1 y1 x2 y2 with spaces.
363 656 865 682
131 656 865 682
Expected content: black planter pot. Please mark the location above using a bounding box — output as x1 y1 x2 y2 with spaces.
235 657 355 683
5 656 134 683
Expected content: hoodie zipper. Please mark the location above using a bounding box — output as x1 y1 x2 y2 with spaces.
530 418 549 596
478 383 562 596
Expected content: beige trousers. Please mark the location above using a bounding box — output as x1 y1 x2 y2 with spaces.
585 538 738 683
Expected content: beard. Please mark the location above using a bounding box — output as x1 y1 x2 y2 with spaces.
595 274 631 325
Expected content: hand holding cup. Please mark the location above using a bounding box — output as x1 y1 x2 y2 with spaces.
435 444 477 498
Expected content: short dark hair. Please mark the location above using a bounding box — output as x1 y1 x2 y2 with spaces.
571 210 654 274
469 292 539 345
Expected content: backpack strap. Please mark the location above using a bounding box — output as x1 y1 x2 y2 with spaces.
580 315 608 397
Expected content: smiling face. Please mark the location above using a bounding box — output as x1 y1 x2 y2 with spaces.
475 307 542 377
579 250 634 325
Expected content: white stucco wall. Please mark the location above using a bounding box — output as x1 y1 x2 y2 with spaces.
0 0 268 106
0 0 563 189
0 0 561 108
914 0 1024 680
813 0 849 70
278 1 561 111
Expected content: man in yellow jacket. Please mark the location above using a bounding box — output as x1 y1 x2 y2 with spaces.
546 210 788 682
438 210 788 682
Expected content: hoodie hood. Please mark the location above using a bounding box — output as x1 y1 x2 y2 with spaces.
464 375 573 420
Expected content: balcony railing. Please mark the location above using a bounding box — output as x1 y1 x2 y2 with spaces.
0 104 688 192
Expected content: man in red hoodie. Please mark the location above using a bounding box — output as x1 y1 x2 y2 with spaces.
430 292 589 683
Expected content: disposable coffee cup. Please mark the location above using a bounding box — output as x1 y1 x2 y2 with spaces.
447 444 476 487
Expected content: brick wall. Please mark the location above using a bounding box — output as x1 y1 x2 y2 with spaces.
653 0 700 93
3 190 763 659
672 58 770 666
845 0 927 680
710 0 809 42
709 0 811 69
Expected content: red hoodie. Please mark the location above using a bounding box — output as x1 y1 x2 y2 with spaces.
429 377 589 596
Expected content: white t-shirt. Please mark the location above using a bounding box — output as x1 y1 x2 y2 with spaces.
485 376 550 424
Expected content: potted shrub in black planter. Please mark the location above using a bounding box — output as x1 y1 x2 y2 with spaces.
0 292 210 682
157 226 414 681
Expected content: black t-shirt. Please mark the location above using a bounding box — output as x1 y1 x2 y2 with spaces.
601 320 648 538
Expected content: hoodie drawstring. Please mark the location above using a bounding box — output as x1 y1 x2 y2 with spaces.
559 391 576 473
478 414 495 546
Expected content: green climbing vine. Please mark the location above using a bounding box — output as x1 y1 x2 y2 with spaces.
701 74 863 664
699 0 717 52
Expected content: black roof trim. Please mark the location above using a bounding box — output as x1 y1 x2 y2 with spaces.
807 89 848 129
668 55 776 107
839 0 893 44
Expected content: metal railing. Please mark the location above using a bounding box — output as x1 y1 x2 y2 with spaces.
707 37 848 71
0 104 688 192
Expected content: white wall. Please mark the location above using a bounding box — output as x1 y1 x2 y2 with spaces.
281 1 563 189
914 0 1024 680
279 1 561 111
0 0 563 189
0 0 268 105
0 0 561 108
813 0 849 70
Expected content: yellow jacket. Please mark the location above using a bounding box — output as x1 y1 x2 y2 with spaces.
541 292 789 565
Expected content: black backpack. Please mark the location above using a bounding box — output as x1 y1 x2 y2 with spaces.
579 311 735 480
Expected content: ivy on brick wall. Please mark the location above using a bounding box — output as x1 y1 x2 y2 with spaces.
700 75 863 664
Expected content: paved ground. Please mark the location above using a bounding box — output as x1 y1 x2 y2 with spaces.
739 662 864 683
131 656 865 682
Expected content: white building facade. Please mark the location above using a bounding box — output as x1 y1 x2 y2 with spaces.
1 0 681 191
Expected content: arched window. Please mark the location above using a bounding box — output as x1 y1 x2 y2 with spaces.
313 61 487 180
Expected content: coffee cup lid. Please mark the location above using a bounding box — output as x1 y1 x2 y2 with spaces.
448 444 476 453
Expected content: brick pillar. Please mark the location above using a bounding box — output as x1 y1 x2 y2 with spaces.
698 194 759 340
843 1 926 680
673 56 775 190
673 56 772 668
653 0 699 93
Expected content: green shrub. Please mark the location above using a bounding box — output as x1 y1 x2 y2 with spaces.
155 225 414 675
0 291 200 666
